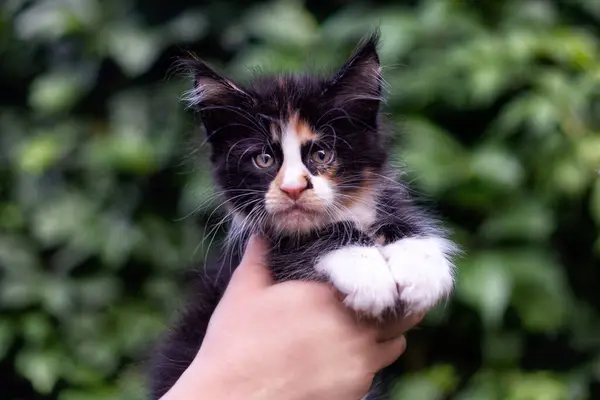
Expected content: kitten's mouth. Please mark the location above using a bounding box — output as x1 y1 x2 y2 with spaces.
282 203 319 215
265 199 326 233
290 204 308 212
272 203 321 220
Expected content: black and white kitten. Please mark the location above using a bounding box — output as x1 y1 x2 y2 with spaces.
149 33 458 399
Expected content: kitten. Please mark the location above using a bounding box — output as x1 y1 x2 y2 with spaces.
149 32 458 399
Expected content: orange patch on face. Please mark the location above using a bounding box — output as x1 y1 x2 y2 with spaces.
316 162 338 180
337 169 375 208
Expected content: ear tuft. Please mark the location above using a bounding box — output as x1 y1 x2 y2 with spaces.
331 30 381 85
178 56 249 109
324 31 383 118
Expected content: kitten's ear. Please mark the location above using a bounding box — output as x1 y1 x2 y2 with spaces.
181 58 251 109
180 57 254 142
323 32 382 123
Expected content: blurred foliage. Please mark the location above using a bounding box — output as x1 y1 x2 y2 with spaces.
1 0 599 399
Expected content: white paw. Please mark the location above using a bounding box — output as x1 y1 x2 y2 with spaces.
381 237 456 315
315 246 397 317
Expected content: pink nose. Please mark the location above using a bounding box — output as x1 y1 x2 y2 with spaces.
280 183 307 200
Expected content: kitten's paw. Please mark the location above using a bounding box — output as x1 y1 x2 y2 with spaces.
381 237 456 315
315 246 397 317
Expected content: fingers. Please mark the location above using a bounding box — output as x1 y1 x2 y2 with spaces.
373 335 407 369
364 312 424 370
375 312 425 342
227 235 273 294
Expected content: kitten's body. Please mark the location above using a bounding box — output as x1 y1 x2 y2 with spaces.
149 33 458 399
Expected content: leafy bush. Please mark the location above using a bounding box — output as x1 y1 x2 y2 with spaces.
1 0 599 399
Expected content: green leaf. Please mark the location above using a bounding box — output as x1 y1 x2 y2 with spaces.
469 145 524 190
457 253 513 327
17 133 66 173
455 371 500 400
29 70 90 114
401 118 468 194
40 277 74 317
14 0 99 40
22 312 52 346
0 234 38 273
480 200 554 242
503 250 571 332
483 331 523 366
392 372 444 400
0 278 40 309
552 158 591 197
505 371 568 400
591 178 600 226
16 348 63 394
104 24 162 77
243 1 319 47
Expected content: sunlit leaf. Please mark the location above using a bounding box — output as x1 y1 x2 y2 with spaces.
16 348 63 394
104 24 162 77
401 118 468 194
29 69 92 114
470 145 524 190
480 200 554 242
457 253 513 327
505 371 568 400
243 0 319 47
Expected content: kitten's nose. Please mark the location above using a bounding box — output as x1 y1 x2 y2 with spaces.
280 181 308 200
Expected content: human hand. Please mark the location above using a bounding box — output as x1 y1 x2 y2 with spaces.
162 235 424 400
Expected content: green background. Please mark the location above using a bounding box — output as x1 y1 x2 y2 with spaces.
1 0 599 399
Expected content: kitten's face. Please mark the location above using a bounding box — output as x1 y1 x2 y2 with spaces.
186 34 387 234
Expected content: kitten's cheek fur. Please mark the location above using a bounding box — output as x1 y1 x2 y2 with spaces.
311 175 335 204
381 236 456 315
315 246 398 317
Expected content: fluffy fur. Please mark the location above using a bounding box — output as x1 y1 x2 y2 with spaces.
149 32 459 399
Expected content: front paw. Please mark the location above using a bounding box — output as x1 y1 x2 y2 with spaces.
315 246 397 317
381 237 456 315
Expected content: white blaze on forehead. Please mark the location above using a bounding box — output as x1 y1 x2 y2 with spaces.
280 121 309 189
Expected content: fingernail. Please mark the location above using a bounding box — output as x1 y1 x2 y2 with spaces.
399 335 407 351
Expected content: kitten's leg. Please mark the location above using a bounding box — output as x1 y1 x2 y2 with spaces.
269 224 397 317
369 185 459 315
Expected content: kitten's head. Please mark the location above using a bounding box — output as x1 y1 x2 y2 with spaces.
185 33 389 235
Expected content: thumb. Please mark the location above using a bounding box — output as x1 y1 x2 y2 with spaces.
226 235 273 295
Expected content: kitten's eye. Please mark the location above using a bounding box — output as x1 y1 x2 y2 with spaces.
253 153 274 169
311 149 334 164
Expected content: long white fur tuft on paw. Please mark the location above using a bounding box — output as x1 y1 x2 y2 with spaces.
381 236 457 315
315 246 397 317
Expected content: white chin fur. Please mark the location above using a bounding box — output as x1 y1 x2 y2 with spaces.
271 209 326 233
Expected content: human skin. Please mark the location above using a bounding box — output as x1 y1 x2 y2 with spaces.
161 236 424 400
